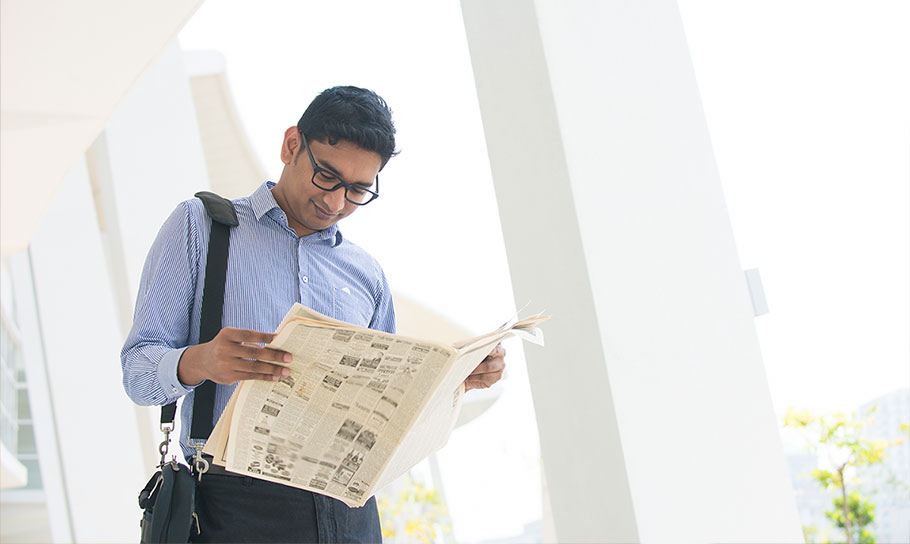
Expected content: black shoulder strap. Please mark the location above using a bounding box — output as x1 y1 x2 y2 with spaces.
190 191 238 440
195 190 239 228
159 191 238 443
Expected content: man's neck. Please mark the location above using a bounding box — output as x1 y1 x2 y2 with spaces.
270 184 317 238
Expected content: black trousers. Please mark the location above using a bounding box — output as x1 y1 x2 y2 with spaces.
191 474 382 543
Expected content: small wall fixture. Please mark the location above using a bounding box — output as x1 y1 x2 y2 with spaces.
744 268 769 317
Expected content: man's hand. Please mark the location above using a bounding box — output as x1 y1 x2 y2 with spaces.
177 327 292 386
464 343 506 392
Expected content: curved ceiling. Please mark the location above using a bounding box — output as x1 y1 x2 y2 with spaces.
0 0 206 255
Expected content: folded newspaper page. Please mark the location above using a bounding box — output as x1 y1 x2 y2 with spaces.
203 303 548 507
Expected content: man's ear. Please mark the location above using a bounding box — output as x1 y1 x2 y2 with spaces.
281 126 300 165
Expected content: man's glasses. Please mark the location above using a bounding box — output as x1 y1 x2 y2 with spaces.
300 132 379 205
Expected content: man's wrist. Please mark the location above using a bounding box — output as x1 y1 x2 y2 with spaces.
177 344 205 387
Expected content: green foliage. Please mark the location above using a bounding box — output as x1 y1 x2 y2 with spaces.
810 468 841 490
783 404 908 544
783 406 899 474
377 475 453 544
802 524 818 544
825 491 875 544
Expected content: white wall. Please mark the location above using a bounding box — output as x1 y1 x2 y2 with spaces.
462 0 803 541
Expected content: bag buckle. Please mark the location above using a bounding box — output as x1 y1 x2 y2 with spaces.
191 443 209 482
157 422 174 468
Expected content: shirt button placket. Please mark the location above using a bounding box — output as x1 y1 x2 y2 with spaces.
298 239 309 304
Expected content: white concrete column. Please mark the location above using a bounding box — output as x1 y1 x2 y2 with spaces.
27 162 148 542
91 40 212 467
7 251 74 542
102 41 211 300
461 1 803 542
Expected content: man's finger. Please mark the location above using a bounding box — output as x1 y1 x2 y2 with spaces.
469 359 506 376
485 344 506 360
473 368 504 381
465 374 501 390
234 371 285 383
232 363 288 381
224 327 276 345
258 348 293 364
237 344 291 364
243 359 290 377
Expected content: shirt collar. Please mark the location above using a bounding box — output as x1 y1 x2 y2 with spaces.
250 181 280 221
250 181 344 247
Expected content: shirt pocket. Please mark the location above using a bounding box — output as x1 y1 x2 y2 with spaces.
333 285 374 328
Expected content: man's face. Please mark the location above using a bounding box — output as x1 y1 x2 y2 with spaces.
274 128 382 237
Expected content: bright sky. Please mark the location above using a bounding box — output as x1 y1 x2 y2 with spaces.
180 1 909 541
677 0 909 416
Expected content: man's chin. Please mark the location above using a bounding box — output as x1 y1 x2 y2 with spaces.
302 216 339 233
311 203 344 223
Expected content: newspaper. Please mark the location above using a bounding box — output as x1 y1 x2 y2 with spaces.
203 303 548 507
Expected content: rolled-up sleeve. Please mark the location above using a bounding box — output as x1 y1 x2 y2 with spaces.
121 201 200 406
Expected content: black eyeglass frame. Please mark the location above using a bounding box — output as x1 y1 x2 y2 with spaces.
300 132 380 206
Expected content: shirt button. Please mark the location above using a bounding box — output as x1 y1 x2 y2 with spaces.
302 275 309 283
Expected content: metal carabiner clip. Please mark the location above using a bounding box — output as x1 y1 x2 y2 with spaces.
191 443 209 482
158 422 174 467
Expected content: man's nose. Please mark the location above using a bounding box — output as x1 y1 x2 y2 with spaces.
323 187 347 212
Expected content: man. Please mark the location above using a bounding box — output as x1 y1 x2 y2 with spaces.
122 86 506 543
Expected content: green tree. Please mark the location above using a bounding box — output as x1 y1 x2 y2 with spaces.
783 406 908 544
802 524 819 544
826 490 875 544
377 474 453 544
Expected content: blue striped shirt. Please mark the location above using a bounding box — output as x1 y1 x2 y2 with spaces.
121 181 396 462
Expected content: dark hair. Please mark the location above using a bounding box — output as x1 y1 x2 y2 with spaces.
297 86 398 168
